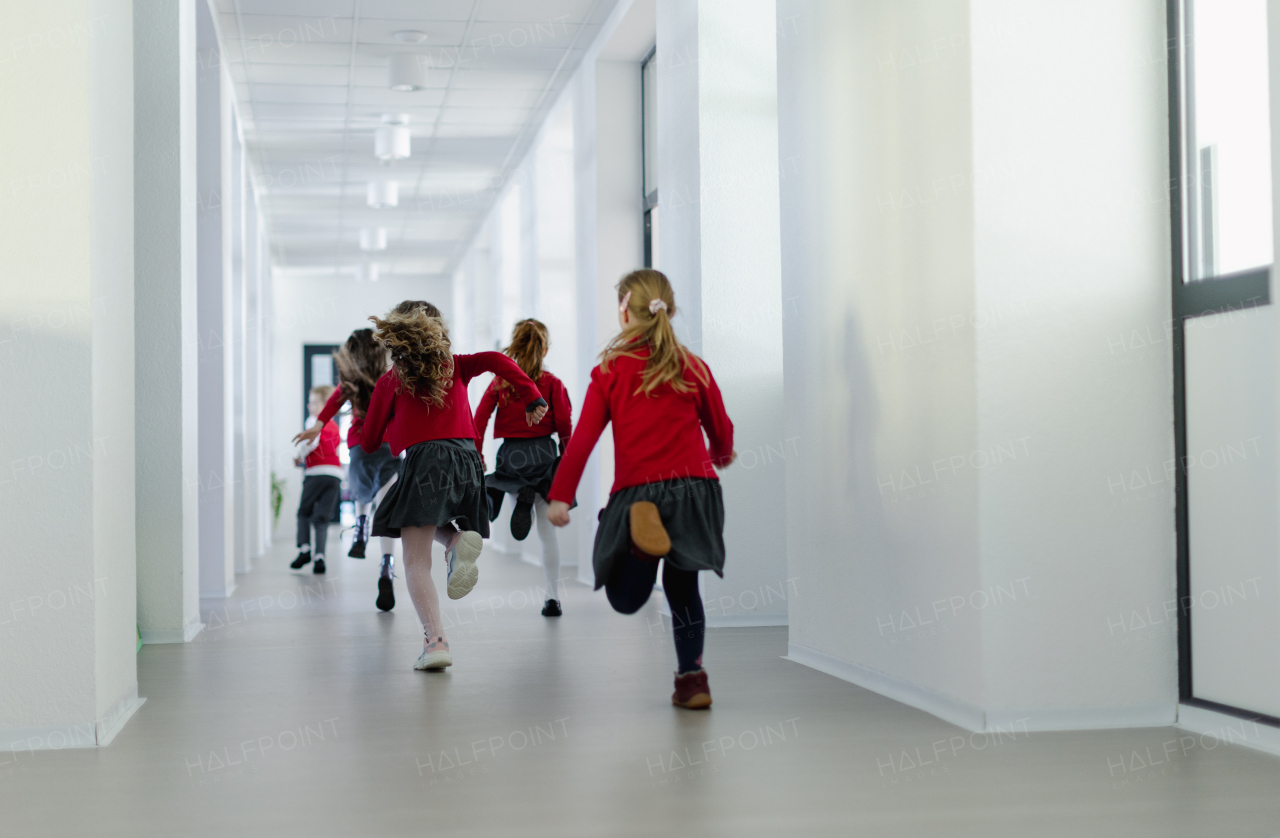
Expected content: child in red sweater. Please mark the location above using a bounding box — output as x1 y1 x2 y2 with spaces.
474 319 574 617
292 384 344 575
363 302 547 671
547 270 736 709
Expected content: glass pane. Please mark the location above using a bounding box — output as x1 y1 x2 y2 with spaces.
643 55 658 202
1187 0 1273 280
310 354 333 387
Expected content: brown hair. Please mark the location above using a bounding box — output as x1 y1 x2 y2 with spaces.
495 319 549 404
601 269 708 395
368 305 453 408
333 329 387 415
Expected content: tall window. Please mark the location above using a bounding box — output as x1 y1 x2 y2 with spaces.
1181 0 1273 284
642 47 658 268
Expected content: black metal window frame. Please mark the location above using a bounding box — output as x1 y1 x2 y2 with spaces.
1167 0 1278 727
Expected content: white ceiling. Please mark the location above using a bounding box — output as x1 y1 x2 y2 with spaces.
209 0 621 282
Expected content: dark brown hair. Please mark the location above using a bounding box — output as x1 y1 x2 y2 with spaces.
333 329 387 415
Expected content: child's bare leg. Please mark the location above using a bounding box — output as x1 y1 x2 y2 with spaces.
400 525 446 647
433 522 459 548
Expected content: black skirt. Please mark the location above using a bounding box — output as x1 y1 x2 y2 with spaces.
371 439 489 539
591 477 725 590
485 436 560 497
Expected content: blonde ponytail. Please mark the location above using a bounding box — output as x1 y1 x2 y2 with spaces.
600 269 709 395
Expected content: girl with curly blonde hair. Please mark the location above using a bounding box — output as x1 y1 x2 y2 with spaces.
361 301 548 671
546 270 736 709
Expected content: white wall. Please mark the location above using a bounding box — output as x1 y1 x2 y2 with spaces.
269 277 452 540
778 0 1176 730
0 0 143 747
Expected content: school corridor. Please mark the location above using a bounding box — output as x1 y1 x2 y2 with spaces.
6 0 1280 834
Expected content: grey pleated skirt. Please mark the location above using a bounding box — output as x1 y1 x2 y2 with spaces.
371 438 489 539
591 477 725 590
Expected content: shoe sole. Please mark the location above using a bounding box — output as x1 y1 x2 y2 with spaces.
672 693 712 709
348 543 366 559
630 502 671 558
376 577 395 611
414 651 452 670
446 531 483 600
510 502 533 541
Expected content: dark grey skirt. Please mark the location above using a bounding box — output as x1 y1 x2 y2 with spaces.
485 436 560 498
371 439 489 539
591 477 725 590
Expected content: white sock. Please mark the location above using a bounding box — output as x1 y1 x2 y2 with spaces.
534 496 560 600
380 537 396 556
357 501 372 518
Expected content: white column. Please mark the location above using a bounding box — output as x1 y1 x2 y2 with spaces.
656 0 787 624
0 0 144 749
135 0 204 644
244 182 264 562
519 163 540 319
195 0 234 599
229 107 248 574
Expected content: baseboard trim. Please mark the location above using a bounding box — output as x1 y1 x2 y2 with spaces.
1178 703 1280 758
140 618 205 645
0 685 145 752
987 705 1174 732
785 642 986 731
200 581 237 600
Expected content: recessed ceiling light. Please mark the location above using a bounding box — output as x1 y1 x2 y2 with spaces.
394 30 428 43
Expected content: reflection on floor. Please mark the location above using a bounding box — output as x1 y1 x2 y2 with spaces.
4 533 1280 837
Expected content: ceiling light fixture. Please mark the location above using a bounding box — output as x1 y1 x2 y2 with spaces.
367 181 399 208
357 262 380 283
394 30 428 43
374 114 411 162
388 53 427 91
360 228 388 251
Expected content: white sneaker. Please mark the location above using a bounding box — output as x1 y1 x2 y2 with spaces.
414 646 452 670
445 531 483 600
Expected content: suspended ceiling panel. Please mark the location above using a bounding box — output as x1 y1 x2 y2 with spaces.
209 0 619 281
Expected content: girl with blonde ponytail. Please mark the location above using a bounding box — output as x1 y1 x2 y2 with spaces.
474 319 575 617
546 269 737 709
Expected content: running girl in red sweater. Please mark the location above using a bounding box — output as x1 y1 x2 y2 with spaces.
474 319 574 617
362 302 548 671
547 270 735 709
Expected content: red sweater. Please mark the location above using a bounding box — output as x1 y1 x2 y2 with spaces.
302 419 342 475
316 387 366 449
474 371 573 443
362 352 545 456
548 349 733 502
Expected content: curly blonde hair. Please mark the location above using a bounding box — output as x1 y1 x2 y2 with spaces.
601 269 708 395
369 305 453 408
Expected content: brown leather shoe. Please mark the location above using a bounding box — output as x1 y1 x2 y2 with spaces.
672 669 712 709
629 501 671 559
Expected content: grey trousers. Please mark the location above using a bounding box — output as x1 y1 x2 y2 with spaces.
296 474 341 556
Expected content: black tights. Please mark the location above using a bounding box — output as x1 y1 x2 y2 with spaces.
606 551 705 673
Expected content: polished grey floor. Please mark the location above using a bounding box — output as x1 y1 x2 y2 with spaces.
4 535 1280 837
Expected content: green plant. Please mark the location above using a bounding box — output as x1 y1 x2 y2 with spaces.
271 470 286 527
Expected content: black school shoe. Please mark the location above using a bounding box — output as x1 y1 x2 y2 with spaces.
510 486 537 541
348 514 368 559
313 558 326 574
376 555 395 612
290 550 312 569
541 599 562 617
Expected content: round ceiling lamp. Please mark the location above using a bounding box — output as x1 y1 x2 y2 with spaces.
374 114 411 162
367 181 399 209
394 30 428 43
389 53 427 91
359 228 388 252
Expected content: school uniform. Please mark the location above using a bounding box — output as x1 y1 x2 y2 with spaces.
548 347 734 589
362 353 546 539
297 419 343 555
474 370 574 514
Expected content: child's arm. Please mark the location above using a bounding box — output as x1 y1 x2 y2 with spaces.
360 373 394 453
551 376 573 446
694 361 736 468
546 370 608 525
473 381 499 452
292 388 347 445
456 353 548 423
